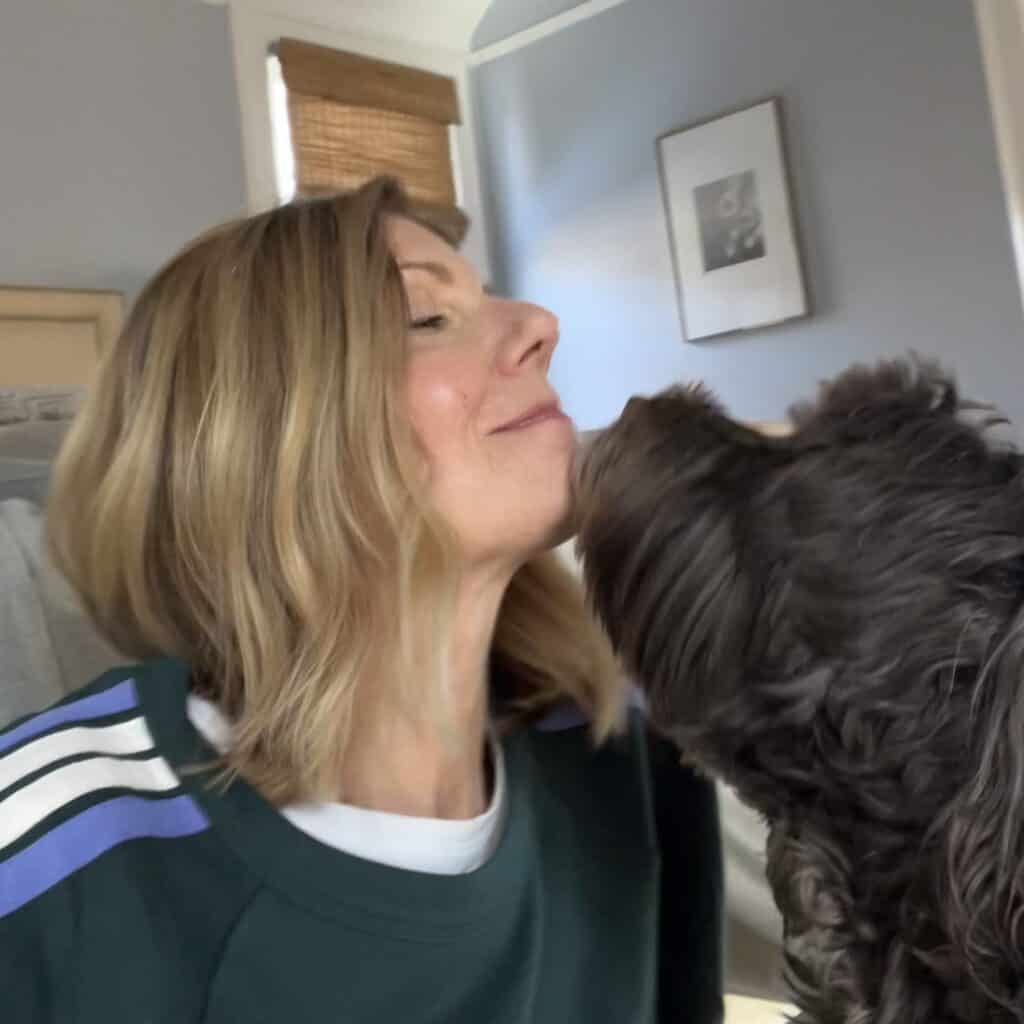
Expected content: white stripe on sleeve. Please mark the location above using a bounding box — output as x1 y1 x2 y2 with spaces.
0 718 156 797
0 753 181 853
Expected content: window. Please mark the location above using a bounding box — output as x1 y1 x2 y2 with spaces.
268 38 465 238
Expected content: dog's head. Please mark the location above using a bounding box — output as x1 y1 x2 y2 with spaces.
574 360 1024 820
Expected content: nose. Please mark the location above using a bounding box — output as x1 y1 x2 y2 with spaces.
502 301 559 372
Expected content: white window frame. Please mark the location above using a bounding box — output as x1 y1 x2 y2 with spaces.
975 0 1024 314
218 1 492 280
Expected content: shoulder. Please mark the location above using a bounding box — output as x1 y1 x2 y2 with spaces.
525 698 725 1018
0 664 209 924
2 664 141 746
523 701 661 849
524 695 722 857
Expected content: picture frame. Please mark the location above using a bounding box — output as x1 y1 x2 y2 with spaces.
656 98 809 342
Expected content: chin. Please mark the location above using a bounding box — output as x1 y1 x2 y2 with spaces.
542 499 576 551
466 495 573 568
518 446 576 553
573 358 1024 1024
512 507 573 562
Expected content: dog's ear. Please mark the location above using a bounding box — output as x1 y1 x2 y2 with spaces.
938 617 1024 1006
788 357 959 440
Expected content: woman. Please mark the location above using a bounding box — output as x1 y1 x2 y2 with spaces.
0 179 722 1022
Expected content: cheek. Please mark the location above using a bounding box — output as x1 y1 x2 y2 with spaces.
404 354 479 468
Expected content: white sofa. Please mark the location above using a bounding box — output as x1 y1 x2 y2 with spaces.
0 498 122 727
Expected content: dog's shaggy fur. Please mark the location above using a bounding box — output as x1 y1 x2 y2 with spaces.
574 360 1024 1024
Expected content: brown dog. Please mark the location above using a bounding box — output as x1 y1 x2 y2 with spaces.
574 360 1024 1024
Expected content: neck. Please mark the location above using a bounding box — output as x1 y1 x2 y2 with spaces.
339 561 515 819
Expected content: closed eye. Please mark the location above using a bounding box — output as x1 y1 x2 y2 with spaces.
410 314 448 331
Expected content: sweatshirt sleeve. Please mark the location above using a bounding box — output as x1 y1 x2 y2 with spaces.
0 671 141 1022
0 876 76 1021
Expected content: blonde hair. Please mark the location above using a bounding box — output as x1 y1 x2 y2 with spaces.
48 178 625 803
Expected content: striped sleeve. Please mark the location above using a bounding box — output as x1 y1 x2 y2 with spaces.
0 673 210 1019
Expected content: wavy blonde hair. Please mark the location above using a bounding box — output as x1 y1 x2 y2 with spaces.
47 178 624 803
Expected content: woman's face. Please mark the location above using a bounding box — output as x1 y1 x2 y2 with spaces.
390 216 575 569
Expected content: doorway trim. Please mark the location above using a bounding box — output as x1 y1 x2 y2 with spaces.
975 0 1024 313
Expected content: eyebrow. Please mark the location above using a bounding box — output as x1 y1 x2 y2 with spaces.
396 260 455 284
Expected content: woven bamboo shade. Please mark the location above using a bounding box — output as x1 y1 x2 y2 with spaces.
275 38 464 234
288 96 456 206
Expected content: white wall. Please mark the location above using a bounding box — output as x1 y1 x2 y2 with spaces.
471 0 587 49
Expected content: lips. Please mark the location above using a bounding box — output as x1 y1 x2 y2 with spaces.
492 401 568 433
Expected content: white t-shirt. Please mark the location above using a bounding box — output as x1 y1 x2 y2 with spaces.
186 695 507 876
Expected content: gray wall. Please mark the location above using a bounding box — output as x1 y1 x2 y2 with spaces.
0 0 246 305
472 0 1024 429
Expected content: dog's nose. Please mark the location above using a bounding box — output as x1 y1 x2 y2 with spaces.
576 428 604 454
619 395 653 431
572 428 603 484
622 396 648 422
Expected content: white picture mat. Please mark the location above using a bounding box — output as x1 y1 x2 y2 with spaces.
658 101 807 341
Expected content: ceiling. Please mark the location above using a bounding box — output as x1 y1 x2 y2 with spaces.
205 0 496 52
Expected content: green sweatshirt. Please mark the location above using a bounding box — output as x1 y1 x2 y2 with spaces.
0 658 722 1022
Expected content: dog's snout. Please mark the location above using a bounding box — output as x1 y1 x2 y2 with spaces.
577 427 605 454
616 395 651 433
623 396 646 418
572 430 598 483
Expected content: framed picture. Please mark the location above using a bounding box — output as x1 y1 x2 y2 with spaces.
657 98 808 341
